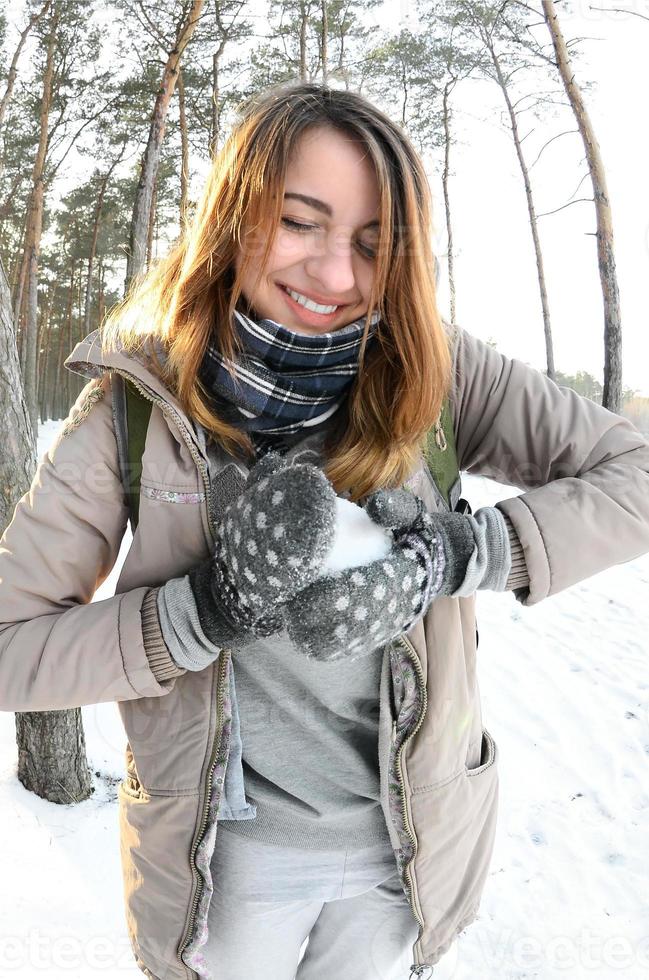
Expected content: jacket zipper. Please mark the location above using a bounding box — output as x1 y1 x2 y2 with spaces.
176 648 230 962
111 368 227 978
112 368 431 973
393 632 429 973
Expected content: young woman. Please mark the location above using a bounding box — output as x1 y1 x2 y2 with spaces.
1 81 648 980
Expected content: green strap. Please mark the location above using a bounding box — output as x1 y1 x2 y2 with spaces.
123 379 457 526
125 379 153 532
423 396 459 511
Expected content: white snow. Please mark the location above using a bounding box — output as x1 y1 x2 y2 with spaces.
0 421 648 977
322 496 393 572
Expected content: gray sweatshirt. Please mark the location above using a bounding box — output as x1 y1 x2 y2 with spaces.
204 418 390 849
149 417 529 850
217 624 391 849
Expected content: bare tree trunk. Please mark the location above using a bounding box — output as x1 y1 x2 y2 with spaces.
15 200 32 374
210 50 219 157
0 0 53 180
22 0 61 435
37 285 54 419
98 256 105 326
1 258 93 805
83 152 124 338
542 0 621 411
210 2 229 158
488 35 555 380
441 80 457 324
60 264 75 416
24 175 45 433
40 290 57 424
65 295 72 409
15 710 94 804
178 66 191 233
299 0 308 80
125 0 205 290
0 258 35 528
146 180 157 269
72 267 83 402
54 306 67 419
0 172 23 225
321 0 328 82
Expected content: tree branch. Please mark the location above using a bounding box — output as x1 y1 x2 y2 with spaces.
537 197 593 218
528 128 579 169
589 5 649 23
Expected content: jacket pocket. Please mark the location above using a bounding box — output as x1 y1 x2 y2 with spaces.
465 727 497 778
409 729 499 958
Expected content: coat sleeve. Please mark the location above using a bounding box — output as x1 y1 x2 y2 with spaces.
448 323 649 606
0 374 182 711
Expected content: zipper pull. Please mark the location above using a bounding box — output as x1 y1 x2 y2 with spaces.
409 966 434 978
391 720 397 745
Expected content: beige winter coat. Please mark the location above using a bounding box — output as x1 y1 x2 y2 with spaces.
1 322 648 979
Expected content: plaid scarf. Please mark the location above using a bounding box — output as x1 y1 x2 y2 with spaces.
198 307 380 440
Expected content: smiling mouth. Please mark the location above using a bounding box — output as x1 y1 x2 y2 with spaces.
277 282 349 316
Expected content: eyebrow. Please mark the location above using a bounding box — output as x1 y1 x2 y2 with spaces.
283 192 379 229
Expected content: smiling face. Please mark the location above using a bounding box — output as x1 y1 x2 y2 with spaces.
234 125 381 336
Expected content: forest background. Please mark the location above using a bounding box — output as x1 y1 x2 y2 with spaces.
1 0 648 441
2 3 649 976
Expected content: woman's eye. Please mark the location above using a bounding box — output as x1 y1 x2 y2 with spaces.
281 217 315 232
280 217 376 259
357 242 376 260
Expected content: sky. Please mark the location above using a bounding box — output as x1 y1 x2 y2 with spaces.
5 0 648 396
400 1 649 396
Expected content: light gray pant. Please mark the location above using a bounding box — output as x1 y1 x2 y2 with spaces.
202 824 420 979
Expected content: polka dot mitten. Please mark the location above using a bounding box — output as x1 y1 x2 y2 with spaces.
187 451 337 651
282 486 509 663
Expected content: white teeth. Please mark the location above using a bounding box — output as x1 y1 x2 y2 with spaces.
285 286 338 315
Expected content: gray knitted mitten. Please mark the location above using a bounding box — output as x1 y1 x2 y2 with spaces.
282 487 506 663
187 451 337 651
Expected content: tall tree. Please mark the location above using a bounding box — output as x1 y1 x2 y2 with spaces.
248 0 381 92
443 0 558 379
12 0 111 432
0 0 53 174
435 23 483 324
117 0 206 290
541 0 622 411
1 250 96 805
18 0 62 432
81 146 128 339
0 257 35 532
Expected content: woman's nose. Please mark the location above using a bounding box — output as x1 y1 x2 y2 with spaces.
304 231 357 293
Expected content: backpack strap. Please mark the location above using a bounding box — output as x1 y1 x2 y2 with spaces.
423 396 469 514
113 373 465 530
111 372 153 533
424 396 478 648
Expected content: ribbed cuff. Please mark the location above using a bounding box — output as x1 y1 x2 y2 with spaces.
501 515 531 592
141 587 186 681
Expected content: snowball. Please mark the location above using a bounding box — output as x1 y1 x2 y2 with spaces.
321 496 393 573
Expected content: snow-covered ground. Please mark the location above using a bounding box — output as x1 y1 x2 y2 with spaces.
1 417 648 979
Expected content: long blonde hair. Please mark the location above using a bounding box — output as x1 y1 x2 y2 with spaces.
100 81 453 500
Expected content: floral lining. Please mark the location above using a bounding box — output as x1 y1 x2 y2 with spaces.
141 486 207 505
387 641 426 904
